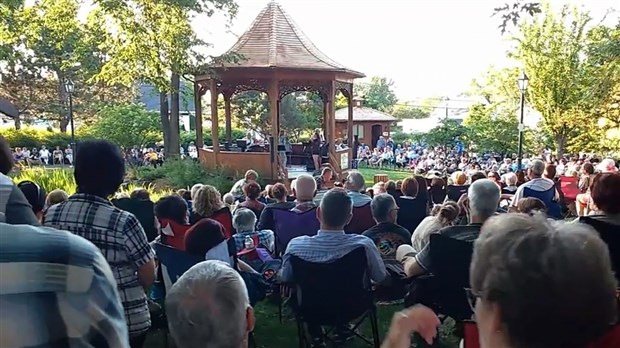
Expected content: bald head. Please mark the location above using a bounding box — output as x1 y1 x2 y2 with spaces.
294 175 316 202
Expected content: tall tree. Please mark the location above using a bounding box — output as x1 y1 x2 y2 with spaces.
391 104 430 120
93 0 238 156
355 76 398 112
512 4 619 156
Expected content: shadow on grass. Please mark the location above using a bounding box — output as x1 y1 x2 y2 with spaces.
146 302 460 348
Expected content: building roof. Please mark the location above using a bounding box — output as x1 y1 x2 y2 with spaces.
138 84 195 113
335 106 397 122
218 1 364 77
0 96 18 118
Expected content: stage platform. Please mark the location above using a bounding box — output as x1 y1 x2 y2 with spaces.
286 165 315 180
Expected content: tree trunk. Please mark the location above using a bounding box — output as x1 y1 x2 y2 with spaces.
57 73 68 133
14 116 21 130
160 91 171 154
59 118 69 132
168 73 181 157
555 134 566 158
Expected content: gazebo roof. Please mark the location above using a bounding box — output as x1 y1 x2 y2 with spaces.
218 1 364 78
335 106 397 122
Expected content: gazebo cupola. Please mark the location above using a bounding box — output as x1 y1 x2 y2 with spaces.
193 0 365 180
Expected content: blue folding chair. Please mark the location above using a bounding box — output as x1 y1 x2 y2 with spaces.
154 243 205 292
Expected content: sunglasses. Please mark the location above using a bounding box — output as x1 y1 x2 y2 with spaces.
465 288 480 312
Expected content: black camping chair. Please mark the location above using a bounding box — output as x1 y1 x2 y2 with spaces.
579 216 620 283
112 198 157 241
289 248 380 348
406 233 474 322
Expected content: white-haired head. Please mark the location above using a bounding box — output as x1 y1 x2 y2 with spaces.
599 158 617 173
468 179 500 221
166 260 253 348
345 171 365 192
293 175 316 202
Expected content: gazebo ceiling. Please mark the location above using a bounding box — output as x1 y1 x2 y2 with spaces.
213 1 364 79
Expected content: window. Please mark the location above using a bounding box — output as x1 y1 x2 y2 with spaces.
353 124 364 138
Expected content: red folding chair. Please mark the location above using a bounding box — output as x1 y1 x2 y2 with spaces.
462 322 620 348
559 175 580 201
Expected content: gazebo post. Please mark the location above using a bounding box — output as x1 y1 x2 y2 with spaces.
193 80 204 148
327 81 336 160
210 79 220 165
224 93 232 145
347 92 353 149
268 80 279 179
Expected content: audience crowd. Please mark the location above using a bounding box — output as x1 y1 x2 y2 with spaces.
1 135 619 348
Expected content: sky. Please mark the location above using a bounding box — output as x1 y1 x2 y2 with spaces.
194 0 618 102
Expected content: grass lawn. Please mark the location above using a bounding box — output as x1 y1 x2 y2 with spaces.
357 167 415 186
146 302 460 348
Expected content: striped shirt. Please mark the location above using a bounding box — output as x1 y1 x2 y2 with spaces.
44 194 154 337
0 223 129 348
281 230 387 283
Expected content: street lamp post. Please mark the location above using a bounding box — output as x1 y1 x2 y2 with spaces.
517 71 529 170
64 79 76 162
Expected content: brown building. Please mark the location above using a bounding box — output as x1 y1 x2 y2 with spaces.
335 99 397 149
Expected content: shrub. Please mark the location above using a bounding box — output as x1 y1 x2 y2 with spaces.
11 168 77 194
180 128 246 147
131 159 235 193
1 127 93 149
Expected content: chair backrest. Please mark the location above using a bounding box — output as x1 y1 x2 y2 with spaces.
428 185 446 205
396 197 428 233
290 247 371 326
523 186 562 219
579 216 620 283
210 207 235 238
447 185 469 202
158 218 191 251
559 175 581 201
344 203 375 234
154 242 204 292
273 208 320 254
589 325 620 348
112 198 157 241
427 233 474 320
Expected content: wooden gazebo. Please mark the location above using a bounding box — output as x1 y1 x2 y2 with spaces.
193 1 364 180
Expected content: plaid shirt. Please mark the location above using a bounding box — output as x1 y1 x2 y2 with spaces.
0 223 129 347
44 194 155 337
233 229 275 253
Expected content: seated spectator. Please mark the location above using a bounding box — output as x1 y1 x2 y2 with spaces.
345 171 372 207
315 167 333 191
385 180 401 200
17 180 47 222
130 188 150 200
516 197 547 215
191 184 234 237
258 183 295 231
230 169 258 199
470 171 487 183
281 188 387 347
410 201 459 252
586 172 620 225
373 181 387 195
184 218 229 264
232 208 274 253
166 260 255 348
576 162 596 216
470 214 617 348
501 172 518 194
44 140 155 346
237 182 266 221
396 177 427 233
155 195 190 250
398 179 500 277
510 159 559 210
291 175 318 213
223 192 235 208
45 188 69 208
0 137 39 225
599 158 618 173
363 194 411 261
0 223 129 347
